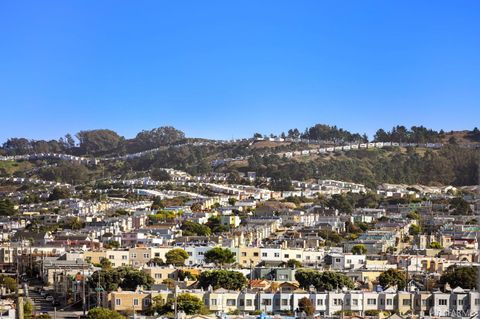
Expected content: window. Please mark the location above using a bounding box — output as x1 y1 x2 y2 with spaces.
155 274 162 279
188 252 192 256
242 252 247 257
335 258 341 263
306 256 311 260
246 299 253 306
317 299 323 306
352 299 358 306
380 299 384 305
131 253 137 258
155 253 160 257
109 255 114 259
253 252 259 257
334 299 343 306
296 254 301 259
198 251 204 256
262 253 267 257
438 299 448 306
227 299 236 306
262 299 272 306
274 253 280 258
282 299 289 306
402 299 411 306
387 299 393 306
143 253 149 258
458 299 464 306
367 299 376 305
239 299 244 307
346 259 352 264
211 299 217 306
144 299 151 306
122 255 127 260
115 299 121 306
133 299 139 306
284 254 289 258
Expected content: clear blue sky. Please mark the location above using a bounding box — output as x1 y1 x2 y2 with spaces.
1 1 479 143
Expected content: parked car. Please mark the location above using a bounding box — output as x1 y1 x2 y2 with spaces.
46 295 54 301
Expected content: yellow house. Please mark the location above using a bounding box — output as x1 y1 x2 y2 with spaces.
109 290 165 313
84 251 106 265
237 246 261 267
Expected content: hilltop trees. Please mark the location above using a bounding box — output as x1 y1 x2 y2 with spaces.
76 129 124 155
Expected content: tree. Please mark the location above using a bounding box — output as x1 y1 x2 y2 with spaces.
23 301 33 319
378 269 406 290
76 129 123 155
0 199 16 216
0 275 17 292
151 168 171 181
165 293 205 315
298 297 315 316
48 187 71 201
36 314 52 319
295 270 354 291
286 259 303 268
440 266 477 289
351 244 367 255
181 221 211 236
198 270 247 291
87 307 126 319
204 247 235 267
99 257 112 270
429 242 443 249
328 194 353 214
165 248 189 266
89 267 154 292
409 224 421 236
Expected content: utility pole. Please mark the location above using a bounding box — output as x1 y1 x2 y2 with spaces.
82 265 86 316
174 282 178 319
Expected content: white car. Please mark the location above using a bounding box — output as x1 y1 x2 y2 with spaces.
45 295 54 302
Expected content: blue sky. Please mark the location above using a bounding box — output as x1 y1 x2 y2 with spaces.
0 1 479 143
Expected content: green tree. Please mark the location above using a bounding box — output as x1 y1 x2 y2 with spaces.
440 266 477 289
295 270 354 291
164 293 205 315
89 267 154 292
181 221 211 236
48 187 71 201
328 194 353 214
151 168 171 181
351 244 367 255
204 247 235 267
87 307 126 319
378 269 406 290
198 270 247 291
23 301 33 319
409 224 421 236
286 259 303 268
0 275 17 292
0 199 16 216
429 242 443 249
298 297 315 316
165 248 189 266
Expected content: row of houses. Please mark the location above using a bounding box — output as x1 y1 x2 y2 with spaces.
108 286 480 318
